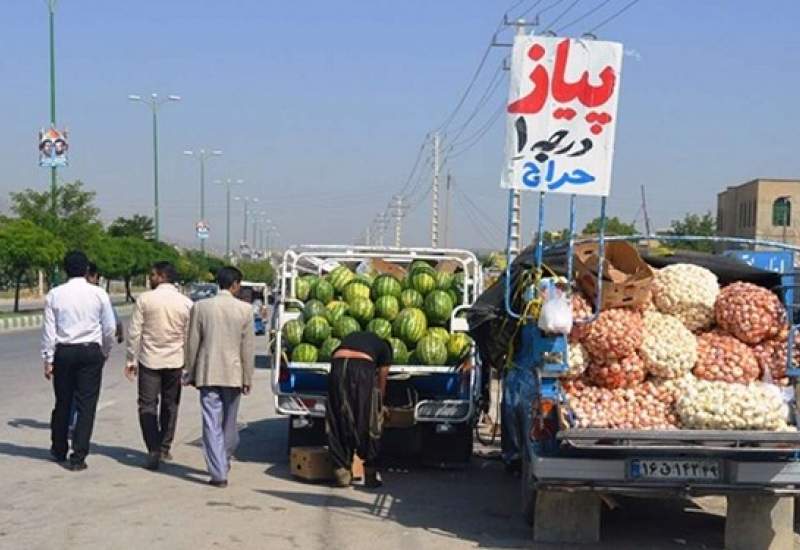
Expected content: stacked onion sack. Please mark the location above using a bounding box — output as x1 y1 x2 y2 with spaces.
563 262 794 432
281 260 472 367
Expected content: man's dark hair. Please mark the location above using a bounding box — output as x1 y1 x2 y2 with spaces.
152 261 178 284
64 250 89 278
216 266 243 290
87 262 99 278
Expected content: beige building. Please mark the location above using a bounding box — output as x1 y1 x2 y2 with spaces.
717 178 800 246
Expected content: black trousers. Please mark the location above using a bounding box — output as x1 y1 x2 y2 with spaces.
51 343 105 462
326 357 382 470
138 365 183 454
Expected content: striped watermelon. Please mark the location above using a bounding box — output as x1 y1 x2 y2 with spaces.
355 273 375 286
333 315 361 339
407 349 421 365
329 266 355 293
325 300 349 324
416 335 448 366
282 319 305 347
389 337 409 364
453 271 465 291
447 332 472 364
292 343 319 363
435 271 455 290
294 278 311 301
446 288 460 307
374 295 400 321
366 318 392 340
343 282 371 304
399 288 424 309
349 297 374 325
303 316 331 346
393 307 428 345
409 260 435 275
371 275 402 299
409 270 436 296
303 299 327 320
302 274 321 291
311 280 335 304
319 337 341 362
426 327 450 344
424 290 454 326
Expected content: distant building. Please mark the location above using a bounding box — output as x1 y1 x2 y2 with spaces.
717 178 800 247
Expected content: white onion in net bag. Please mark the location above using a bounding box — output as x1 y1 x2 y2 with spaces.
652 264 719 331
562 342 588 378
714 282 785 345
583 308 643 360
676 380 790 431
640 311 697 379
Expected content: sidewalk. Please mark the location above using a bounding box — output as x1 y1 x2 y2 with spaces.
0 304 133 333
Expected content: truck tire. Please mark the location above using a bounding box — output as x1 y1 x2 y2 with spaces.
287 415 326 453
521 440 536 526
419 422 473 465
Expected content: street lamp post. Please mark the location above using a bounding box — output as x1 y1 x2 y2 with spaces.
47 0 58 215
128 93 181 241
184 149 222 252
215 179 244 258
234 196 259 249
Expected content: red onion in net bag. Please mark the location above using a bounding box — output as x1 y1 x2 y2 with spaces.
693 330 760 384
583 308 643 360
586 353 646 389
569 293 592 343
752 328 798 386
714 282 785 345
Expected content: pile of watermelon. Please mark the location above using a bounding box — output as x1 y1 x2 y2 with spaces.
282 260 472 366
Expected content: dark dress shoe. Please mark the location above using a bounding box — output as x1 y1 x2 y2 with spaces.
67 461 87 472
160 450 173 462
50 448 67 463
145 452 161 471
208 479 228 488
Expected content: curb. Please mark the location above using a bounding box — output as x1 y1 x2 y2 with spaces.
0 304 134 333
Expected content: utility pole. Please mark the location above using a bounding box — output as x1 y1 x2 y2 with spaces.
184 149 222 252
640 185 652 237
47 0 58 215
216 179 243 258
431 132 441 247
390 195 407 247
508 20 528 255
443 172 452 247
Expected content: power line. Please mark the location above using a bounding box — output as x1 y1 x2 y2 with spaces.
398 134 430 197
542 0 581 30
452 181 506 236
555 0 613 32
587 0 641 33
435 44 494 133
447 102 506 159
517 0 545 19
446 60 507 147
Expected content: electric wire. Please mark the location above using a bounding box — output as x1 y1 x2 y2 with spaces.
587 0 641 33
447 102 506 159
542 0 581 31
555 0 613 32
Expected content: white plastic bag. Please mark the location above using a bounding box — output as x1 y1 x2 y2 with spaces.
538 279 573 335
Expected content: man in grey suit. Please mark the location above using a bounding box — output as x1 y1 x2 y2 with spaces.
184 266 255 488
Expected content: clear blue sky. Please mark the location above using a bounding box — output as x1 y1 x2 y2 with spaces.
1 0 798 253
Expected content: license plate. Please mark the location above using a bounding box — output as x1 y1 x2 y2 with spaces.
629 459 722 481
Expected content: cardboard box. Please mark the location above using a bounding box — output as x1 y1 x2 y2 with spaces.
371 259 407 280
290 446 365 482
384 406 416 429
574 241 653 310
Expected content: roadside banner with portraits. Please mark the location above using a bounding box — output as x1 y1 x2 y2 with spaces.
39 127 69 167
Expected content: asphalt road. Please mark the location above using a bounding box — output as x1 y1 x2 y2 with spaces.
0 326 794 549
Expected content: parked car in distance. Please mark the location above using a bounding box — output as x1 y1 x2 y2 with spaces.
189 283 219 302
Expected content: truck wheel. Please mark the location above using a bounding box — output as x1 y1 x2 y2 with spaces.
521 445 536 526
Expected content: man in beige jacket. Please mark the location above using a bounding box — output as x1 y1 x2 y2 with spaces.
125 261 193 470
184 266 255 487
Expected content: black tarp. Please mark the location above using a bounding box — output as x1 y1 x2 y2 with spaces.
467 244 785 374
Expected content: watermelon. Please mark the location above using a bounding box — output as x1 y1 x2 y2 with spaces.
311 279 335 304
349 297 374 325
303 316 331 346
302 274 321 291
333 315 361 339
447 332 472 364
399 288 424 309
424 290 455 326
435 271 455 290
407 350 421 365
325 300 349 324
453 272 465 290
446 288 461 307
294 278 311 301
416 335 448 366
355 273 375 286
319 337 341 362
343 282 371 304
374 295 400 321
409 260 435 275
366 318 392 340
303 299 326 320
409 270 436 296
372 274 402 299
292 343 319 363
393 307 428 345
426 327 450 344
389 337 409 364
329 266 355 293
282 319 305 347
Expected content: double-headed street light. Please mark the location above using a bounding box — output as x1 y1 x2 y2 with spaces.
128 93 181 241
214 178 243 258
234 196 259 248
184 149 222 252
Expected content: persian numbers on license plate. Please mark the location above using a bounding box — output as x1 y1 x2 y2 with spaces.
629 459 721 481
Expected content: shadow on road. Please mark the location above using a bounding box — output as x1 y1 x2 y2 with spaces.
8 417 50 430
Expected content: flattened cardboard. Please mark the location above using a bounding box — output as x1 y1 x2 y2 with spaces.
371 259 407 280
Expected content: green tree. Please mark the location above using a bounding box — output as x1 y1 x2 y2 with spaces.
581 216 638 236
10 180 102 249
238 260 275 285
108 214 155 240
0 219 65 312
665 212 716 252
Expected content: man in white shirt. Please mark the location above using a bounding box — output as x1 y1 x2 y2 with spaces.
125 261 193 470
42 251 116 471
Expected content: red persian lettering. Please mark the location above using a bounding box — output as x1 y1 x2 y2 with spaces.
508 44 548 115
551 39 615 108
